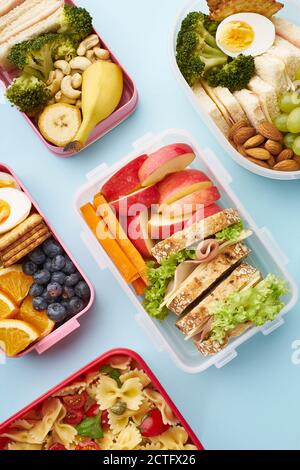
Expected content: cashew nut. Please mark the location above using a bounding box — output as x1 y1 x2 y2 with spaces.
47 78 62 97
69 56 92 71
61 75 81 100
55 91 77 105
77 34 100 56
85 50 96 62
76 99 82 109
71 73 82 89
55 69 64 81
93 47 110 60
46 70 56 86
54 60 71 75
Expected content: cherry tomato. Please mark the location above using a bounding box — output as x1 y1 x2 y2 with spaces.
75 440 100 451
49 443 66 451
101 410 110 431
140 409 170 437
0 437 10 450
63 392 87 410
64 408 84 426
86 403 100 417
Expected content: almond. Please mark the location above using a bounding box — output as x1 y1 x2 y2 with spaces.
257 122 283 142
246 157 270 169
236 144 248 158
244 134 265 149
293 155 300 165
277 148 294 162
273 160 300 171
228 120 249 140
267 155 276 168
265 140 283 155
245 148 271 160
233 127 256 145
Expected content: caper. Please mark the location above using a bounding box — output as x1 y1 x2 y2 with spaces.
111 401 127 416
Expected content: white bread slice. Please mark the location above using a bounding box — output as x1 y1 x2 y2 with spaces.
152 208 241 264
267 36 300 79
167 243 251 316
0 0 63 44
209 85 248 124
0 0 25 17
200 81 234 126
0 0 44 31
254 53 290 94
193 82 230 136
272 17 300 50
233 89 266 128
176 264 258 336
247 76 280 123
0 8 61 67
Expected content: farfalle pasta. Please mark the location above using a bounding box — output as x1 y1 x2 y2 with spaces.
0 357 199 451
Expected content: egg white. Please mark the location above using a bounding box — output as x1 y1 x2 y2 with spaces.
0 188 31 234
216 13 276 58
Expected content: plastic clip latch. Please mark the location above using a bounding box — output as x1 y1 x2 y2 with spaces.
132 133 154 151
258 227 289 267
215 349 237 369
262 317 284 336
86 163 109 182
200 147 232 186
80 231 107 270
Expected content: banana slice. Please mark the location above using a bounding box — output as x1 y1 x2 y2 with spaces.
38 103 82 147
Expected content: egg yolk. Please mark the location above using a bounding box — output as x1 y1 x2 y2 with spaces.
219 21 254 52
0 200 10 225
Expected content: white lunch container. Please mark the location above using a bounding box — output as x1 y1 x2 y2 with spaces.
169 0 300 180
74 129 298 373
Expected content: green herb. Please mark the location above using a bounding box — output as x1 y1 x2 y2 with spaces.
144 249 196 320
76 414 103 439
215 222 244 242
100 365 122 387
210 274 288 344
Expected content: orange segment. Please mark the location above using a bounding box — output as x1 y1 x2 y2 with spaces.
0 292 18 319
18 296 55 338
0 319 39 356
0 265 33 305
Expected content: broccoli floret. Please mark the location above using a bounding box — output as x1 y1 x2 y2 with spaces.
203 15 219 37
206 54 255 92
176 11 227 87
9 33 78 82
59 4 93 40
5 74 51 114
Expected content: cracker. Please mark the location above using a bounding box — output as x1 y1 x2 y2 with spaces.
0 214 43 251
210 0 284 21
1 223 47 256
2 226 50 260
2 230 51 267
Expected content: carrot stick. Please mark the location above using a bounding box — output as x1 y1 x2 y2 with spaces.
80 203 139 284
93 193 148 285
132 278 147 296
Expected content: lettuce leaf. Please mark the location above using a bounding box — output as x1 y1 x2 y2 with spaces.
144 249 196 320
215 222 244 242
209 274 288 344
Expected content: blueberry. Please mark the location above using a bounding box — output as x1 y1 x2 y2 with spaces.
47 282 63 300
75 281 90 301
51 255 66 271
29 283 44 298
47 303 67 323
61 300 70 313
65 273 81 287
22 261 38 276
68 297 84 316
28 248 46 266
42 289 52 303
51 272 66 285
42 239 62 258
63 259 76 275
33 270 51 285
32 297 48 311
62 286 75 300
43 259 53 272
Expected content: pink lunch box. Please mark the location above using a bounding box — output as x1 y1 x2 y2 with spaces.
0 348 204 450
0 0 138 157
0 163 95 357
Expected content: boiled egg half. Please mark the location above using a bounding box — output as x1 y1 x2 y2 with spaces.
0 188 31 234
216 13 275 58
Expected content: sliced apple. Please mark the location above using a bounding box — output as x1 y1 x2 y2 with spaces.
110 185 159 216
102 154 149 202
158 169 212 205
185 204 223 228
149 212 191 240
139 144 195 187
159 187 221 216
127 211 155 258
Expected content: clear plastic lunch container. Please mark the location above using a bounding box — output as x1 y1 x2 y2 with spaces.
169 0 300 180
74 129 298 374
0 0 138 158
0 163 95 358
0 348 204 449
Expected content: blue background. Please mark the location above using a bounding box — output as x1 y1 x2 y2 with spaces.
0 0 300 450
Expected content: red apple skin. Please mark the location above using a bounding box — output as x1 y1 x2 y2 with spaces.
159 186 221 216
102 154 148 202
110 185 160 216
157 169 212 204
127 211 155 258
139 144 195 186
149 213 191 240
185 204 222 228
